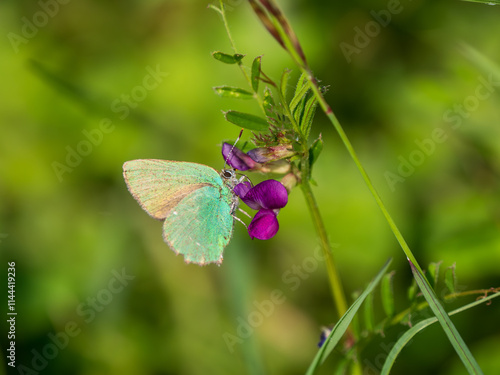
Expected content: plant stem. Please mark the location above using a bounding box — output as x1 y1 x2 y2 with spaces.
218 1 266 114
300 156 348 319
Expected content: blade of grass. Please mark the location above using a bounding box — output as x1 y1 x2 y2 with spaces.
409 260 484 374
305 259 392 375
381 291 500 375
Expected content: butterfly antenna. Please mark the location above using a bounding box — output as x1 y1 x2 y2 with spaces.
224 128 244 169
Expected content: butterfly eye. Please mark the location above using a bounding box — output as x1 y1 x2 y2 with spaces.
222 169 235 179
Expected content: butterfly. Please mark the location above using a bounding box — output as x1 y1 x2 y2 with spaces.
123 159 241 265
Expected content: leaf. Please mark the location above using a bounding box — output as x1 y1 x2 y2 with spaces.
408 278 418 303
280 68 291 99
223 110 269 131
251 56 262 92
308 135 323 175
289 72 318 139
445 263 457 294
213 86 254 100
409 260 484 375
427 261 442 289
292 95 306 127
263 87 275 114
459 0 500 5
305 259 392 375
211 51 245 64
380 291 500 375
381 271 395 318
290 75 310 114
363 290 375 334
301 93 318 140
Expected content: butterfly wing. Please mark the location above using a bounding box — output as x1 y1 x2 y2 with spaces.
123 159 235 265
162 184 234 264
123 159 220 219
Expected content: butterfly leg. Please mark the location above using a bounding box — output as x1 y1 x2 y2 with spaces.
238 207 251 218
232 214 248 229
236 174 252 184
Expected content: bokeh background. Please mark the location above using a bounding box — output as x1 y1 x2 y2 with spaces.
1 0 499 374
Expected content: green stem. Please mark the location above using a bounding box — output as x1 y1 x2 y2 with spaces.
300 156 348 319
218 1 266 114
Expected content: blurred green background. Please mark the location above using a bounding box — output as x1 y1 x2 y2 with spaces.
1 0 499 374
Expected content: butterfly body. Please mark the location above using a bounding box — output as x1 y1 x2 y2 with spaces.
123 159 239 265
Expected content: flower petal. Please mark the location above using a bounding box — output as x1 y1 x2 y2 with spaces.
247 145 295 163
234 181 252 199
222 143 256 171
240 179 288 210
248 209 279 240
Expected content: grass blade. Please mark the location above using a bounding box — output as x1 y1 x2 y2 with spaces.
409 260 484 375
305 258 392 375
381 291 500 375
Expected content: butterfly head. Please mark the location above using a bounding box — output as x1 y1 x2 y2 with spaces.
220 168 239 188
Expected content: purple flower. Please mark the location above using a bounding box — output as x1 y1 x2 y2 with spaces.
222 143 293 174
317 327 333 348
222 143 257 171
247 144 295 163
234 179 288 240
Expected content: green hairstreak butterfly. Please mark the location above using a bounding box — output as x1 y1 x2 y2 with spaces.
123 159 240 265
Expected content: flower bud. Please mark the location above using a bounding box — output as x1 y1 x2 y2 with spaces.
247 144 295 163
280 172 298 193
259 160 291 174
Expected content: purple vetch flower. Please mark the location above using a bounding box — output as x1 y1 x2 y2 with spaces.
222 143 257 171
222 143 293 174
246 144 295 163
234 179 288 240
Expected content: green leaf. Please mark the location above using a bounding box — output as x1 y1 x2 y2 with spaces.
251 56 262 92
409 260 484 375
445 263 457 294
289 72 318 139
427 261 442 289
223 110 269 131
459 0 500 4
213 86 254 100
263 87 275 113
363 290 375 333
301 93 318 140
295 71 308 92
280 68 291 99
305 259 392 375
408 278 418 303
381 291 500 375
290 76 310 114
350 290 361 338
292 96 306 127
381 271 395 318
308 135 323 175
211 51 245 64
